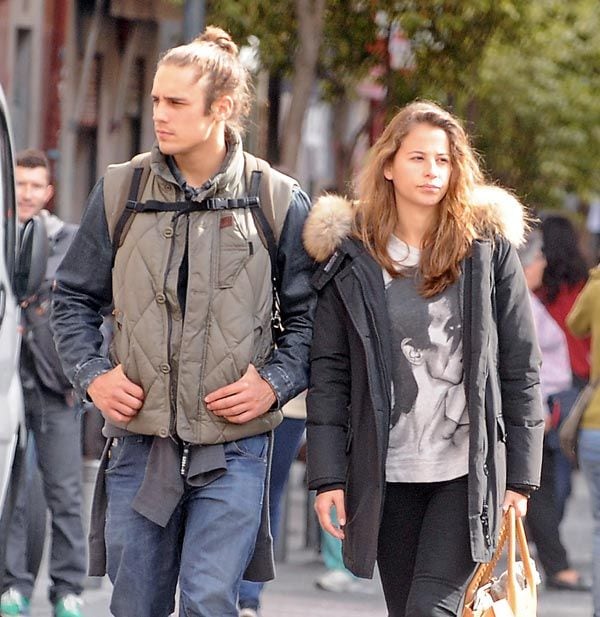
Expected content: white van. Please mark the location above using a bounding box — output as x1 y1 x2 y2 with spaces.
0 84 47 561
0 84 22 517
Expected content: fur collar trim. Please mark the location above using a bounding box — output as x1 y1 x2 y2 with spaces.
303 186 528 263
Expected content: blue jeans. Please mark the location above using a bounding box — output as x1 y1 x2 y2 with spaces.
104 434 268 617
579 429 600 617
238 418 305 611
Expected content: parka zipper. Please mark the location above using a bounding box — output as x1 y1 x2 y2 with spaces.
463 255 491 548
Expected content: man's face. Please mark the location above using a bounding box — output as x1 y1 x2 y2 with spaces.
16 165 53 223
151 64 221 157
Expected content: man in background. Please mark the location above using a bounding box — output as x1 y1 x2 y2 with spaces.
0 150 86 617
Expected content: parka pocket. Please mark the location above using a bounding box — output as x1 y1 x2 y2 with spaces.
215 212 252 289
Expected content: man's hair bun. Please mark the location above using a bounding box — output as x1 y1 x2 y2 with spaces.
195 26 238 56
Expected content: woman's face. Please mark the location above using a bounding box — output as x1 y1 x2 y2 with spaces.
523 250 547 291
383 122 451 214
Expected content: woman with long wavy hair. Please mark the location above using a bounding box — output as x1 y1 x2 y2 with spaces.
303 101 545 616
537 214 591 521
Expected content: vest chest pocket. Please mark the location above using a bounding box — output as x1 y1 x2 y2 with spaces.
215 212 253 289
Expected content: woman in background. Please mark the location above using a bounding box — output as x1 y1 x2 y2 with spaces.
538 214 591 520
567 264 600 617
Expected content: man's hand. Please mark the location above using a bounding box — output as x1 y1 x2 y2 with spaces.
502 489 529 518
314 489 346 540
87 364 144 425
205 364 276 424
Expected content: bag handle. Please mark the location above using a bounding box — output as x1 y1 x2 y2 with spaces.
463 507 536 614
506 506 536 612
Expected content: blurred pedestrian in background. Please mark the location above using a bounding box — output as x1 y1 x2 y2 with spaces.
238 397 306 617
567 262 600 617
586 197 600 264
537 214 591 520
304 100 544 617
0 150 86 617
517 229 589 592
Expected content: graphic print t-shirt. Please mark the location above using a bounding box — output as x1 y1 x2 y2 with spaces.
384 236 469 482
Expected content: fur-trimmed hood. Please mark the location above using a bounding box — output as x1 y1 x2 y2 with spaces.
303 185 528 263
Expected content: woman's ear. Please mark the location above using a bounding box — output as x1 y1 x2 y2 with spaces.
383 161 393 181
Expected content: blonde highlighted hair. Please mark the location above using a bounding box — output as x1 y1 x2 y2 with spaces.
158 25 252 134
355 100 484 297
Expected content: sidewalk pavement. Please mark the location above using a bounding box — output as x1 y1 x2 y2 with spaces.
30 463 594 616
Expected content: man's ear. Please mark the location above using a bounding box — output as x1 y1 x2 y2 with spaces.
44 184 55 206
211 95 234 122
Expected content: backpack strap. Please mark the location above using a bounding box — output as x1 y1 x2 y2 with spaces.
247 170 278 283
242 152 298 243
243 153 299 336
112 167 144 265
104 151 152 265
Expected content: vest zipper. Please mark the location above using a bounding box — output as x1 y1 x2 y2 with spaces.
180 441 191 476
198 219 217 417
165 212 180 438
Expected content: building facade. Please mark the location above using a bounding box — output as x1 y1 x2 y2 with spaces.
0 0 182 222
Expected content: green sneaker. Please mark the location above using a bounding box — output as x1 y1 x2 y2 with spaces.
53 595 83 617
0 588 30 616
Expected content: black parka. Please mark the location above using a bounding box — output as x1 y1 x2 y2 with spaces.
306 228 544 579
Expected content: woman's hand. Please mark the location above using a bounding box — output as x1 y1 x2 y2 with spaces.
501 489 529 518
314 489 346 540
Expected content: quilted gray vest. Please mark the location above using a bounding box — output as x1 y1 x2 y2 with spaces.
102 148 296 444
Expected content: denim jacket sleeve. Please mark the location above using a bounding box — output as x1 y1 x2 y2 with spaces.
51 178 114 401
257 188 317 407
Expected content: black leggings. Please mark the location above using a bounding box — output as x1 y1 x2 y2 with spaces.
377 476 476 617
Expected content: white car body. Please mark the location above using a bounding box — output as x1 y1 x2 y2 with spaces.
0 83 23 516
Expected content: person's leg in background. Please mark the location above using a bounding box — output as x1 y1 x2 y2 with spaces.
33 389 87 612
526 441 588 590
1 433 37 613
548 388 580 521
553 450 574 521
314 508 358 592
579 429 600 617
238 418 305 616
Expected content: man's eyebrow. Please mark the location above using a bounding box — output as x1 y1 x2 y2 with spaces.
151 94 189 103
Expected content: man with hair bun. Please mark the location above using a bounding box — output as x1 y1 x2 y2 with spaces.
51 26 315 617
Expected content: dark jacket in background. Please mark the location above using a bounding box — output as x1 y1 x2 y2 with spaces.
20 210 78 395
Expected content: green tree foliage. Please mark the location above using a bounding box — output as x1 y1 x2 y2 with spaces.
474 0 600 207
208 0 382 80
207 0 600 206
